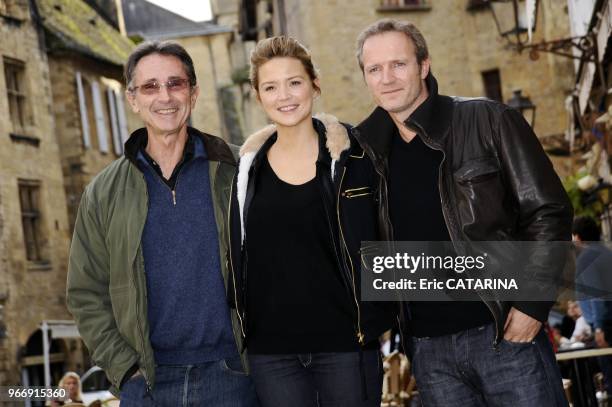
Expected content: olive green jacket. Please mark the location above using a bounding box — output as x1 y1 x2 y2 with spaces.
66 128 244 396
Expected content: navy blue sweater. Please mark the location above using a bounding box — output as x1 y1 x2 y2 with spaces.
138 136 237 365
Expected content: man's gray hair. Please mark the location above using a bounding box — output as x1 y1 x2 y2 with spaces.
356 19 429 72
124 41 197 89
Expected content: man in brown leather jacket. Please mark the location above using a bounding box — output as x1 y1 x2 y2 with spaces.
353 19 572 406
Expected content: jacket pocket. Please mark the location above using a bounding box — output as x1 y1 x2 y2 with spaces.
452 156 510 240
453 156 500 183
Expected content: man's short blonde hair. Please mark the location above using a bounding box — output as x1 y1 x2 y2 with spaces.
356 19 429 71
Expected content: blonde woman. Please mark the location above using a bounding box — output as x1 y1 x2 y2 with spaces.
50 371 83 406
227 36 396 406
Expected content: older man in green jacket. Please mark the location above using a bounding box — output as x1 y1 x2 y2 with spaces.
67 41 257 406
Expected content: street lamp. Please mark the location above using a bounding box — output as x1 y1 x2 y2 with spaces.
480 0 596 62
487 0 537 48
506 89 536 127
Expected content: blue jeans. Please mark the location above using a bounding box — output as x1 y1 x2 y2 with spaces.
248 350 383 407
409 323 568 407
119 356 260 406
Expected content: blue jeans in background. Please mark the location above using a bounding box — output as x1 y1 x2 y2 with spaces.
409 323 568 407
119 355 260 406
248 350 383 407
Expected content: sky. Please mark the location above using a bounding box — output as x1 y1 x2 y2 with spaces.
146 0 212 22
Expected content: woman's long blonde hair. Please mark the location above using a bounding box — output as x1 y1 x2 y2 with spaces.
58 371 83 401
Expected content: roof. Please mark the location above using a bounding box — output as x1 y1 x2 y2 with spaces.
122 0 232 40
36 0 134 67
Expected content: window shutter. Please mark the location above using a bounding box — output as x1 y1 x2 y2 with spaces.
75 72 91 148
115 90 129 144
107 88 122 155
91 81 109 153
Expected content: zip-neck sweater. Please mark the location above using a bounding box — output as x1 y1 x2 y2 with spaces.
137 136 238 364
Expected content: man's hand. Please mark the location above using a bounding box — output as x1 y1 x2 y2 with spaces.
595 329 609 348
503 307 542 342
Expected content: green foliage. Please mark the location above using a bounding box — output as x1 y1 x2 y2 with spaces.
563 172 600 219
231 66 250 86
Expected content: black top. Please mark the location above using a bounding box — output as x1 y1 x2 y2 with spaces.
388 131 492 337
245 155 358 354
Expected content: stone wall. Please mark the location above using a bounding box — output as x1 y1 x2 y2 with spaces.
0 1 72 385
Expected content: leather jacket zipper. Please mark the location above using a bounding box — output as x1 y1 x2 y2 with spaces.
406 120 501 343
337 167 365 345
351 128 405 351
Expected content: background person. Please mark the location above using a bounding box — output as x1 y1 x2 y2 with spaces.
50 371 83 406
567 300 592 343
573 215 612 396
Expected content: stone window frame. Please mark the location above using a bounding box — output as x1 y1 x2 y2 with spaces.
17 179 50 268
3 56 30 136
377 0 432 12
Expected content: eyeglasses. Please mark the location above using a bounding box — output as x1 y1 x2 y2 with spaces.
129 78 191 95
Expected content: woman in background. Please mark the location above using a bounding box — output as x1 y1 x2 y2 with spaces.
50 371 83 406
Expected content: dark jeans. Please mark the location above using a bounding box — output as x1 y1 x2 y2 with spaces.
119 356 260 406
248 350 383 407
409 323 568 407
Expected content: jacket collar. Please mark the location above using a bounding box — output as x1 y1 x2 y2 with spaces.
355 72 454 156
124 126 235 166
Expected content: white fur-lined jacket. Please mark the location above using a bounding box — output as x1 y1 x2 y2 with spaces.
226 115 397 349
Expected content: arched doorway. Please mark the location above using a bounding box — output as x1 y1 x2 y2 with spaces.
21 329 66 407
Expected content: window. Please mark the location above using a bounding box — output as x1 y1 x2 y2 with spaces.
82 78 99 150
18 180 45 262
482 69 503 102
466 0 488 11
76 73 128 155
75 71 92 149
106 88 129 156
378 0 430 10
91 81 110 153
4 57 28 134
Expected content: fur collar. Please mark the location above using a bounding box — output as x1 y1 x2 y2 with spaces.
236 113 350 243
239 113 350 159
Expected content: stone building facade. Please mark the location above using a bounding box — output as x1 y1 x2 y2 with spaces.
0 0 72 388
236 0 577 174
39 0 138 230
0 0 138 390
